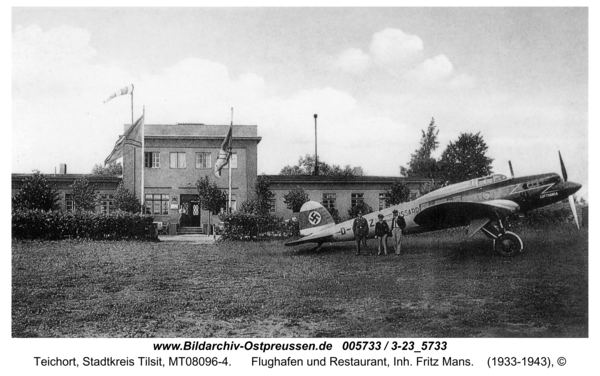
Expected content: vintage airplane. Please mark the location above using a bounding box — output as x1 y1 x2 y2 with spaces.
285 152 582 257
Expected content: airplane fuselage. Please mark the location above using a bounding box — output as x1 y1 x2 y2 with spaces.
305 172 581 242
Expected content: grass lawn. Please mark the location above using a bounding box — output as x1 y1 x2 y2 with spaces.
12 226 588 338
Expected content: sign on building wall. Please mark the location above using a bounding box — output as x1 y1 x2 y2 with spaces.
170 196 179 209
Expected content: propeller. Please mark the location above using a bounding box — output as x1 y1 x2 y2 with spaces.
508 160 514 178
559 151 580 229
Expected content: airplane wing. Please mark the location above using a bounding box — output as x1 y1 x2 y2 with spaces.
284 232 334 246
413 199 520 231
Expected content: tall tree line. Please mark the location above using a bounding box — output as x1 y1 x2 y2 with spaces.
400 118 494 184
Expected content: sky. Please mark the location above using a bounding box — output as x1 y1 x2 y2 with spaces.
11 7 589 199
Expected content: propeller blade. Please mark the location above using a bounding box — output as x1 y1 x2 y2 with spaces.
559 151 568 181
568 195 580 229
508 160 514 178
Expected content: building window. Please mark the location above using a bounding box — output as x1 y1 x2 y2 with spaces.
224 153 237 169
170 152 186 169
410 192 418 201
351 193 364 207
222 194 237 213
323 193 336 209
100 194 114 214
269 198 276 213
144 152 160 168
65 194 74 213
145 194 169 215
195 152 212 169
379 192 390 210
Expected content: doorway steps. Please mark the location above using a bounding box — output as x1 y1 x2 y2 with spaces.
177 227 204 235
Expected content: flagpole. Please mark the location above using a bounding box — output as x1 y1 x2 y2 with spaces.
141 106 145 214
131 84 134 127
228 108 233 213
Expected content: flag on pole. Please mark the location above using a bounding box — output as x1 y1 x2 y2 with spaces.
104 115 144 165
103 84 134 103
214 125 233 178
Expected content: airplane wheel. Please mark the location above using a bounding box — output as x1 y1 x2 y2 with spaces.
493 231 523 257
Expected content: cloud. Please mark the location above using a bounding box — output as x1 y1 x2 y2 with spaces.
407 54 454 83
334 28 473 88
369 28 424 69
11 24 586 199
12 24 416 177
335 48 371 74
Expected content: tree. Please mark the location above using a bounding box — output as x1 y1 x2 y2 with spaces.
400 118 443 179
253 175 275 216
92 162 123 175
280 154 361 177
326 206 342 224
439 132 494 183
419 180 443 196
70 176 99 212
12 171 60 211
237 175 276 237
113 182 142 213
240 175 275 216
386 180 411 205
279 165 304 175
283 186 309 212
197 176 227 230
348 201 373 219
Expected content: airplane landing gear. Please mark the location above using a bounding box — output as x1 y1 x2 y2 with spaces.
309 243 324 252
493 232 523 257
481 219 523 257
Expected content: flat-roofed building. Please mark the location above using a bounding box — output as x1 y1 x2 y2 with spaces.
265 175 436 221
121 123 261 229
11 173 122 213
12 123 261 233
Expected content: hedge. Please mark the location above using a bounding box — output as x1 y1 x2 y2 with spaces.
219 212 299 240
12 209 158 241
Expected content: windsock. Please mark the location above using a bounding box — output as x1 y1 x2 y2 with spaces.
103 84 134 103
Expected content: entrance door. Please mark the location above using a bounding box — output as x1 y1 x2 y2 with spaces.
180 194 201 228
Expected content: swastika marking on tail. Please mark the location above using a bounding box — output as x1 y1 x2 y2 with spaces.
308 211 322 225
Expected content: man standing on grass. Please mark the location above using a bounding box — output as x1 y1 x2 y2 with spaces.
375 214 390 255
391 209 406 255
352 211 369 255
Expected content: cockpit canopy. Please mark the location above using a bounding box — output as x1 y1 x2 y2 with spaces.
474 174 508 187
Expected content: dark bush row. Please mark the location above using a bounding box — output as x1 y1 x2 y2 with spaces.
508 206 580 231
12 209 158 241
218 212 300 240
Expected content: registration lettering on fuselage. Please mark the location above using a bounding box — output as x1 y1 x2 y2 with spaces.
400 206 420 217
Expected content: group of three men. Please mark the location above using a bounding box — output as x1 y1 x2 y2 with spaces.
352 209 406 256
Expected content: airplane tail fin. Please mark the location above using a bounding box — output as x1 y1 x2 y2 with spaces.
298 201 335 236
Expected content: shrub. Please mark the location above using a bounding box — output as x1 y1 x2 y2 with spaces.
12 209 157 241
114 182 142 213
326 207 342 224
387 180 411 205
218 212 277 240
508 206 579 231
253 175 275 216
218 212 298 240
283 186 309 212
70 176 99 212
281 218 300 237
197 176 227 231
12 171 60 211
348 201 373 218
